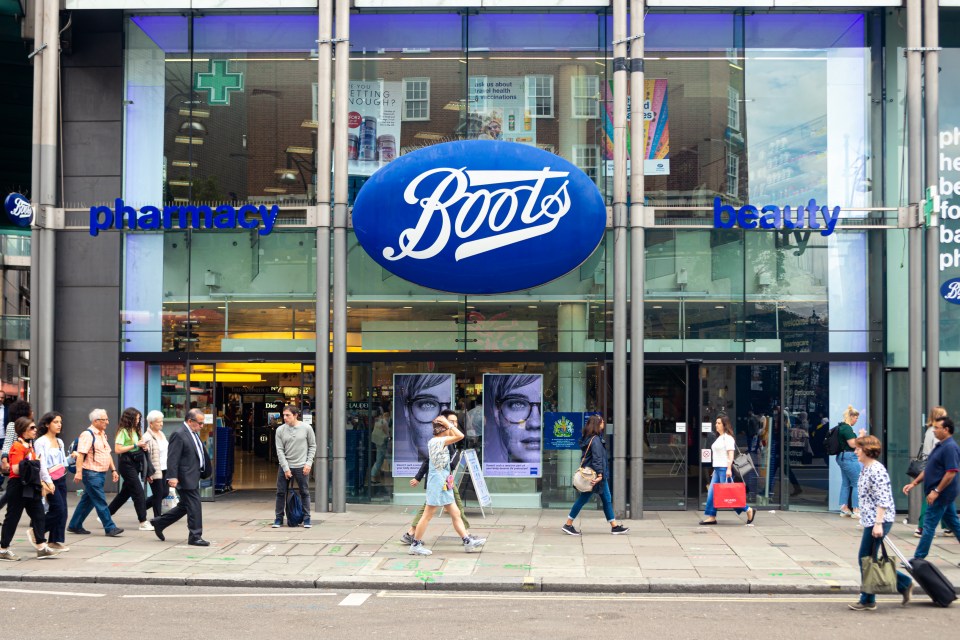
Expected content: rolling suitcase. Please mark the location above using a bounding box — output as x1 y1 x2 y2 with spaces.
886 538 957 607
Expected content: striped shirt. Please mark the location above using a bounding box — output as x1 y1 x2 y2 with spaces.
77 427 113 472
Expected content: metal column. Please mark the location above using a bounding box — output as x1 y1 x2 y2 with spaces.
628 0 646 519
906 0 923 524
331 0 350 512
28 0 44 407
314 0 333 512
611 0 629 516
923 0 940 414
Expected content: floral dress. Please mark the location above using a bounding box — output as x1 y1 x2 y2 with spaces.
425 437 454 507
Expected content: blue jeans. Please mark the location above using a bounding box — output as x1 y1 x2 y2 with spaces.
837 452 861 510
704 468 750 517
68 471 118 533
913 495 960 559
858 522 912 604
568 478 615 522
44 476 69 544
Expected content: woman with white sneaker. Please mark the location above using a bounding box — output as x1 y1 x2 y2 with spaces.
408 412 485 556
849 435 913 611
35 412 70 551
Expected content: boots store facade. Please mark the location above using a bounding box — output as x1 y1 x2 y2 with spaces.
45 0 960 515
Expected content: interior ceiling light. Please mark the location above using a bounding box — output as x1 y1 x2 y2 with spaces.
178 108 210 118
179 120 207 136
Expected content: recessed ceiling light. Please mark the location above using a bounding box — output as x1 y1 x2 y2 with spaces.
715 305 725 309
279 306 287 309
402 306 412 309
652 305 662 309
528 305 538 309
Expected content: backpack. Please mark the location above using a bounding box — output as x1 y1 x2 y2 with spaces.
67 428 97 474
285 478 304 527
825 424 844 456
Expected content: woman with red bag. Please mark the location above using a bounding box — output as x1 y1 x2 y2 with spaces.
700 415 756 526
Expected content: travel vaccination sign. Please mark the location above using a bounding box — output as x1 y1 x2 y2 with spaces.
351 140 606 294
468 76 537 145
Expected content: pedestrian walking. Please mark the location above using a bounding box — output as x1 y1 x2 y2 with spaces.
849 435 913 611
0 418 60 560
914 406 949 538
562 415 630 536
141 410 168 519
67 409 123 537
272 405 316 529
699 415 756 526
401 409 469 544
108 408 153 531
408 414 485 555
0 400 33 511
902 416 960 560
835 405 865 517
149 408 211 546
34 412 70 551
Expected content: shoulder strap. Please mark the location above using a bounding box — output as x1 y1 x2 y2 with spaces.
579 436 595 466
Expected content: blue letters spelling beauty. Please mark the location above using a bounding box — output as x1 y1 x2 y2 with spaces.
713 197 841 236
89 199 280 237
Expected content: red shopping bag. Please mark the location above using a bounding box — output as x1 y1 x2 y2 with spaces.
713 482 747 509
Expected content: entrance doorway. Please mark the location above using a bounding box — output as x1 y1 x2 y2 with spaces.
643 361 787 510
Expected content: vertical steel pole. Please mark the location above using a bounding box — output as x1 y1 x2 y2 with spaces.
28 0 44 406
923 0 940 415
314 0 333 512
331 0 349 512
612 0 628 516
906 0 923 524
628 0 646 519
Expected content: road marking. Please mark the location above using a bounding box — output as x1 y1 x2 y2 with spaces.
0 588 105 598
339 593 371 607
375 592 904 604
123 593 338 599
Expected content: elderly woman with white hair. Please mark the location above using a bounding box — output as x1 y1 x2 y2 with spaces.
140 410 169 518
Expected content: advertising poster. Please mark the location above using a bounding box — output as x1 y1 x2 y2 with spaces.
603 78 670 175
468 76 537 145
392 373 455 477
938 48 960 347
482 373 543 477
543 412 583 450
348 79 402 177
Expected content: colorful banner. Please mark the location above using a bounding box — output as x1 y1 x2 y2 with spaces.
603 78 670 175
392 373 455 477
468 76 537 145
482 373 542 477
348 80 402 177
543 412 583 450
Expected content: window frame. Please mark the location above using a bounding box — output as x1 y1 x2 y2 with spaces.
402 77 431 122
525 74 554 119
571 74 600 120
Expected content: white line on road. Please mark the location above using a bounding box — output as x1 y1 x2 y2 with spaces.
123 593 339 599
0 588 105 598
338 593 371 607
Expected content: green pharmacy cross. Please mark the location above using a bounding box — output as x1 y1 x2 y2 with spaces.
194 60 244 106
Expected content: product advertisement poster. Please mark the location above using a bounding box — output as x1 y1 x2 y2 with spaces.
603 78 670 175
348 79 402 177
482 373 543 477
392 373 455 477
468 76 537 145
543 412 583 450
938 48 960 348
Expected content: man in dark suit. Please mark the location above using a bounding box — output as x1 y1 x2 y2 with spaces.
150 408 211 546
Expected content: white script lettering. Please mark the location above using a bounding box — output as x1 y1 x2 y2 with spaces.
9 199 32 219
382 168 571 262
945 282 960 300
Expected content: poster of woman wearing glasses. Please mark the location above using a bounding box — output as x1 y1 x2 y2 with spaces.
482 374 543 478
392 373 455 477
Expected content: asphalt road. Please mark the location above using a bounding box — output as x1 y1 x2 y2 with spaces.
4 583 957 638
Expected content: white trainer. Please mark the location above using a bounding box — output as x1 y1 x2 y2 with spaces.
409 543 433 556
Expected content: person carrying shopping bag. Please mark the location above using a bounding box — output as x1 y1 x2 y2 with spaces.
699 415 756 526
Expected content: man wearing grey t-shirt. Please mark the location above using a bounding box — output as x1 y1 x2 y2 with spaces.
273 405 317 528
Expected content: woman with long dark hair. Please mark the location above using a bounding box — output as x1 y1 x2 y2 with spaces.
0 417 60 560
107 407 153 531
35 412 70 551
699 415 756 526
561 415 629 536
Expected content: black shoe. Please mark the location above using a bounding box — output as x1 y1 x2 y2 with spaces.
67 527 91 535
105 528 124 537
150 519 165 541
188 538 210 547
561 524 581 536
698 519 718 526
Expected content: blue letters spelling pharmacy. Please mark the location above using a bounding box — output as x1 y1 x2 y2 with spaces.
713 197 841 236
89 199 280 237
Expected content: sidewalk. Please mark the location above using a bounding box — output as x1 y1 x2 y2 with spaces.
1 493 958 594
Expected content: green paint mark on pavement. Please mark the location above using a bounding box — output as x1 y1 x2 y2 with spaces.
416 570 443 584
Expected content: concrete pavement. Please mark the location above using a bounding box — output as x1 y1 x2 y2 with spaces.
1 492 958 594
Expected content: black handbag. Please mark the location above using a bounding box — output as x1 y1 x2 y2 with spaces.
906 443 927 479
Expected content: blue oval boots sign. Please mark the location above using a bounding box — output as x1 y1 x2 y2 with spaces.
352 140 606 294
942 277 960 305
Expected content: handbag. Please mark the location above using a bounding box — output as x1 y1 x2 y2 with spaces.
861 539 898 594
161 487 179 514
713 481 747 509
445 474 455 491
572 437 598 492
906 442 927 479
47 463 66 481
732 446 756 480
